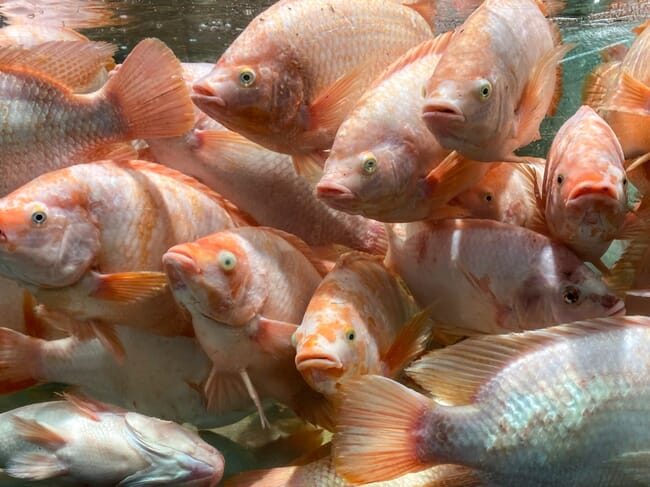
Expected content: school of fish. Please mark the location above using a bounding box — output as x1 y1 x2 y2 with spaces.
0 0 648 485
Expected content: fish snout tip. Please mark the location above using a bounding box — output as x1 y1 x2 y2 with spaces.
162 248 201 289
295 349 343 374
422 98 465 123
568 183 620 202
315 180 355 201
191 80 226 109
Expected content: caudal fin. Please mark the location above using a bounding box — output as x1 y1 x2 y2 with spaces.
0 328 40 393
102 38 194 139
333 375 435 484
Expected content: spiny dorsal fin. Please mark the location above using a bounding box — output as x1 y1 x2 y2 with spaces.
406 316 650 405
259 227 332 277
582 61 620 108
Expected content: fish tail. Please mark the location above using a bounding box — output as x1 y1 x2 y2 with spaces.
224 465 300 487
102 38 195 139
333 375 438 484
0 328 41 393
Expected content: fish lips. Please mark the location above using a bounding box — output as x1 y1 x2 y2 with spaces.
422 98 466 125
295 350 343 375
162 249 201 291
567 183 622 203
191 92 227 118
315 180 362 213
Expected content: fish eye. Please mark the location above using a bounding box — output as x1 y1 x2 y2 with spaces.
291 331 298 348
623 178 627 186
345 328 356 341
479 81 492 100
31 210 47 225
562 286 580 304
217 250 237 271
239 68 256 87
556 174 564 185
362 154 377 175
484 193 493 203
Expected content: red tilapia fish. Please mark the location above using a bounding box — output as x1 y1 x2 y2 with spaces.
0 396 223 486
422 0 572 162
191 0 435 179
0 37 194 195
294 252 430 399
540 105 628 264
163 227 334 429
385 219 624 335
334 316 650 487
0 160 248 359
317 33 489 222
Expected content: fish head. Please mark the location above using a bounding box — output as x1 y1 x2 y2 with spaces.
191 51 305 140
0 190 99 288
317 137 417 217
422 75 506 159
124 412 224 486
294 291 375 397
163 232 265 327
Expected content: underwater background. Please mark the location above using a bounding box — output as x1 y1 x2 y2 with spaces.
0 0 648 485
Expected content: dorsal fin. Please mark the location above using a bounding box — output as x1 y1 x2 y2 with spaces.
367 31 453 91
259 227 331 277
582 61 620 108
406 316 649 405
116 160 257 227
0 41 115 92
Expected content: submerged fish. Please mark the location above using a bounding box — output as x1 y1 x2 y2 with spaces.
422 0 570 162
0 160 246 358
0 37 194 195
0 396 223 486
294 252 430 398
191 0 434 178
385 219 624 335
163 227 334 429
540 105 628 264
335 315 650 487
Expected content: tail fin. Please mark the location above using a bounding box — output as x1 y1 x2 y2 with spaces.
102 38 194 139
0 328 40 393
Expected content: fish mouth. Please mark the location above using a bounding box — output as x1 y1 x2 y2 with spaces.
315 180 361 212
568 182 620 202
422 99 465 123
295 351 343 374
163 249 200 290
604 297 626 316
191 91 227 113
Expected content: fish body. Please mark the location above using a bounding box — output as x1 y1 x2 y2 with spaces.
422 0 566 161
0 37 194 195
294 252 426 397
0 398 223 486
335 316 650 487
146 121 387 254
0 160 242 343
385 219 624 335
542 106 628 263
191 0 434 176
163 227 332 428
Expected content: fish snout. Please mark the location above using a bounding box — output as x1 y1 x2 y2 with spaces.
568 182 620 201
191 77 227 111
162 248 201 290
603 295 626 316
315 180 358 210
422 98 465 124
295 348 343 374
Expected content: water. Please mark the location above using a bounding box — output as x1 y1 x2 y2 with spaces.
0 0 648 485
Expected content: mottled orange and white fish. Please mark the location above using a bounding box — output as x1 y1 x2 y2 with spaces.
294 252 430 399
540 105 628 264
191 0 435 179
449 160 545 228
422 0 571 162
163 227 334 429
334 316 650 486
0 37 194 195
317 33 489 222
0 160 247 358
386 219 624 335
0 396 223 486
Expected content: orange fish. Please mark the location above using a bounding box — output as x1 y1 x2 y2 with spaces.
163 227 334 429
422 0 571 162
191 0 435 179
0 37 194 195
0 160 247 358
539 105 628 264
294 252 430 399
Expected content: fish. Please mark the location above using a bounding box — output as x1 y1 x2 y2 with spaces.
294 251 431 398
448 160 545 228
0 160 248 358
540 105 628 264
225 445 476 487
0 325 258 428
0 37 194 195
146 111 388 254
0 23 93 46
334 315 650 486
0 396 223 486
163 227 334 429
191 0 435 179
316 33 490 222
422 0 572 162
385 219 624 335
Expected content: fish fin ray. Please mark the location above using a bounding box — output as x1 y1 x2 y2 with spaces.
253 316 298 357
291 152 325 184
606 451 650 483
291 387 337 431
90 270 168 303
401 0 437 28
582 61 620 108
604 71 650 116
424 152 491 209
0 327 40 393
102 38 194 139
6 452 67 480
22 291 48 339
383 307 433 377
12 416 66 448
